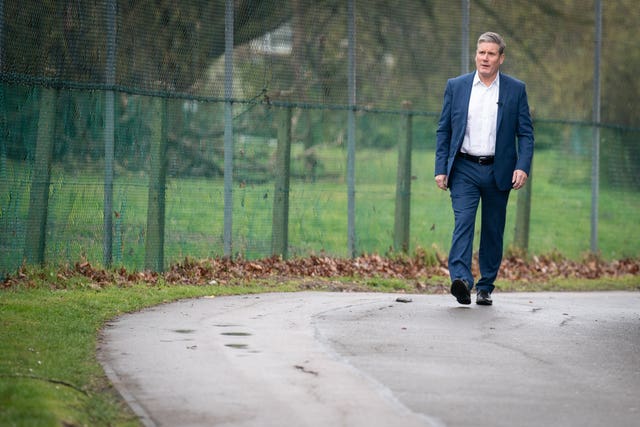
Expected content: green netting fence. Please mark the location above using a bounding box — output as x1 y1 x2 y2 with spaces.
1 1 639 278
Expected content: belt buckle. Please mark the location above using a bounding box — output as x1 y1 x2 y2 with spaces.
478 156 490 165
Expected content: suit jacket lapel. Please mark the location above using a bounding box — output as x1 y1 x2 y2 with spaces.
457 74 474 148
497 74 506 132
461 73 473 115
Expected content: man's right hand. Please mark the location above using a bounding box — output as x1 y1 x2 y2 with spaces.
435 174 448 191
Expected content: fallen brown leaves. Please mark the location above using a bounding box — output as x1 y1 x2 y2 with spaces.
500 253 640 281
2 252 639 290
164 254 437 285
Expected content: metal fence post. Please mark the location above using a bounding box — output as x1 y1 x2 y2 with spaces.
461 0 470 75
591 0 602 254
223 0 234 258
0 0 5 198
394 101 413 253
347 0 357 258
0 0 4 69
103 0 116 267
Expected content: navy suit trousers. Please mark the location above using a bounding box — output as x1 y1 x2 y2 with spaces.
448 158 511 292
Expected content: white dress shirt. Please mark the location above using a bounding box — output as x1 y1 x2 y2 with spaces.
461 72 500 156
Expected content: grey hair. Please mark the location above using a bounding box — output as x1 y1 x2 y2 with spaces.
477 32 506 54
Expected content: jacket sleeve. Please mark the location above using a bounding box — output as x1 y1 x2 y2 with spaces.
435 80 453 177
515 84 534 175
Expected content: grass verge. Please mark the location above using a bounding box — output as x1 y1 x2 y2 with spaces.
0 278 294 427
1 271 638 426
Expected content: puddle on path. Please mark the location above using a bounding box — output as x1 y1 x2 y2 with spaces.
225 343 249 349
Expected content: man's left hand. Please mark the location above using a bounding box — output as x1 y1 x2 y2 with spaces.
512 169 528 190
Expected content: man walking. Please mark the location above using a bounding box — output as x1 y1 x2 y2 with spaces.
434 32 534 305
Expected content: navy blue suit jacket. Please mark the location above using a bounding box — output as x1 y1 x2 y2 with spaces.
435 72 534 191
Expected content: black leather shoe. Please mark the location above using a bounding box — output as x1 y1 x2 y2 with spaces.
476 290 493 306
451 279 471 305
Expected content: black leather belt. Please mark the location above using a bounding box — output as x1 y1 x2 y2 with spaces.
457 152 495 165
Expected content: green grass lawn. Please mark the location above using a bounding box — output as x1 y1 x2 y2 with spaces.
0 279 288 427
2 146 639 276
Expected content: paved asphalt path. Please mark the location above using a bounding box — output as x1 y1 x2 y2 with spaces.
98 291 640 427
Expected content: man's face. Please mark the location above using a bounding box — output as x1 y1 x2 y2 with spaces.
475 42 504 82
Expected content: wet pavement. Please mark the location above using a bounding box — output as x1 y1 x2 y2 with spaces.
98 291 640 427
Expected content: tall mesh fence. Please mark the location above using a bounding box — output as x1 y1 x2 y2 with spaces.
1 0 639 277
